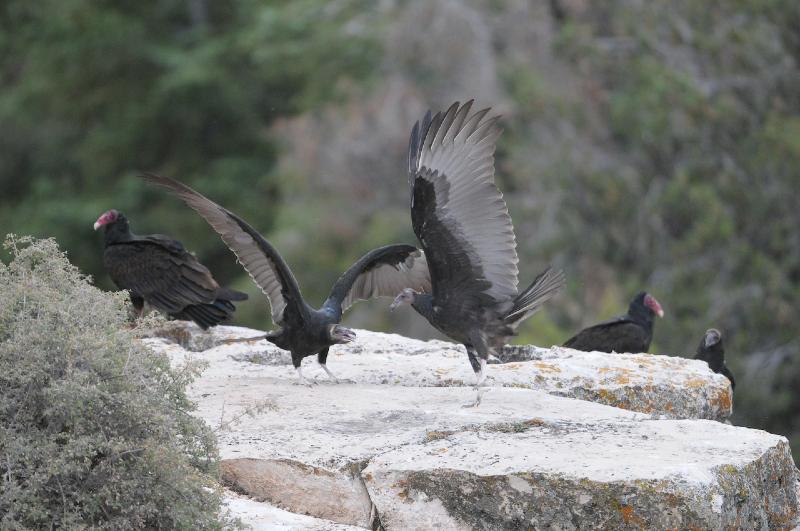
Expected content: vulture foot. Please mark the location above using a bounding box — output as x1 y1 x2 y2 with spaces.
294 367 316 387
318 363 350 384
462 387 489 408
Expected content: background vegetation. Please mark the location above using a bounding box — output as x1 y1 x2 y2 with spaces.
1 0 798 455
0 236 229 529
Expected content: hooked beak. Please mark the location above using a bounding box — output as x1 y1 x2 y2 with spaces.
340 329 356 343
93 221 102 231
704 329 720 348
390 297 402 312
645 295 664 318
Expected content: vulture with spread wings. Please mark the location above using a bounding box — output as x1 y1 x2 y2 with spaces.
389 101 566 397
142 174 431 385
94 209 248 329
563 291 664 353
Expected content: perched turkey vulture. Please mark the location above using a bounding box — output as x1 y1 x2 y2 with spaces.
563 291 664 353
94 209 248 329
388 101 566 398
695 328 735 390
141 174 431 386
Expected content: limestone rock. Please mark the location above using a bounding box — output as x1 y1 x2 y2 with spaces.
141 323 796 529
363 421 797 530
155 324 732 420
224 491 364 530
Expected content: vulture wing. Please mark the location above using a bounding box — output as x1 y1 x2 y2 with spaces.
141 174 304 326
563 317 651 353
328 244 431 313
104 239 219 313
407 101 518 308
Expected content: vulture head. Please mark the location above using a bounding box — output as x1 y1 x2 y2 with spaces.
328 324 356 344
703 328 722 348
631 291 664 319
93 209 127 232
390 288 419 311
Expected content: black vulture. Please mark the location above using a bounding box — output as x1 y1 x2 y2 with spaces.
141 174 431 386
388 101 566 397
94 209 248 329
563 291 664 353
695 328 735 390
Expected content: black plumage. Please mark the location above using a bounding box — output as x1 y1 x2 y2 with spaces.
142 174 431 385
695 328 735 390
389 101 566 393
563 291 664 353
94 209 248 329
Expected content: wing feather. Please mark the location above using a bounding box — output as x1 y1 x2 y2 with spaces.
141 173 304 326
328 245 431 313
408 101 519 304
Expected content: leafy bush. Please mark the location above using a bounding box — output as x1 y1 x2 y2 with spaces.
0 235 231 529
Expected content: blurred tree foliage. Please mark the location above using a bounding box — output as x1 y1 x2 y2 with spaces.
0 0 378 325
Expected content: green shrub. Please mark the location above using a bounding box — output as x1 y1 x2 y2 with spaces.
0 235 231 529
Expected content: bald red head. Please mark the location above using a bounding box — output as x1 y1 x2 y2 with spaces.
644 293 664 318
93 209 119 231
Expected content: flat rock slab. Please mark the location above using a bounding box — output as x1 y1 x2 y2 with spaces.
143 323 795 529
224 491 363 530
149 323 732 421
364 422 797 530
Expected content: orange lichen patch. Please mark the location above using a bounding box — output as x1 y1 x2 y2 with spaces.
684 377 708 388
598 367 614 374
496 362 523 370
709 388 732 412
768 503 798 527
433 368 452 376
595 389 633 411
532 362 561 373
664 402 674 412
615 374 631 385
522 418 547 428
618 504 646 527
392 479 411 502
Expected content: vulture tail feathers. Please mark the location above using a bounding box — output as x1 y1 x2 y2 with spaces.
174 299 236 330
504 267 565 325
216 287 249 302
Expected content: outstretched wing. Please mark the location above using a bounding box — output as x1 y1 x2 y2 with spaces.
141 173 304 326
327 244 431 313
408 101 518 308
104 239 220 313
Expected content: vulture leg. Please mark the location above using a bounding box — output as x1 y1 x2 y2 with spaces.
463 338 490 408
126 294 145 328
317 348 340 384
317 349 354 384
292 353 315 387
466 333 491 387
465 344 482 373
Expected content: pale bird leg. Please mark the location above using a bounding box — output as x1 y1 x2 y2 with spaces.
294 366 314 387
463 359 489 408
319 363 340 384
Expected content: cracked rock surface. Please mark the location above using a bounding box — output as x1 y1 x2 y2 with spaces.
146 323 797 530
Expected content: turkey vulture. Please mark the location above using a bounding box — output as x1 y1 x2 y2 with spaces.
388 101 566 398
141 174 431 386
695 328 735 390
94 209 248 329
563 291 664 353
